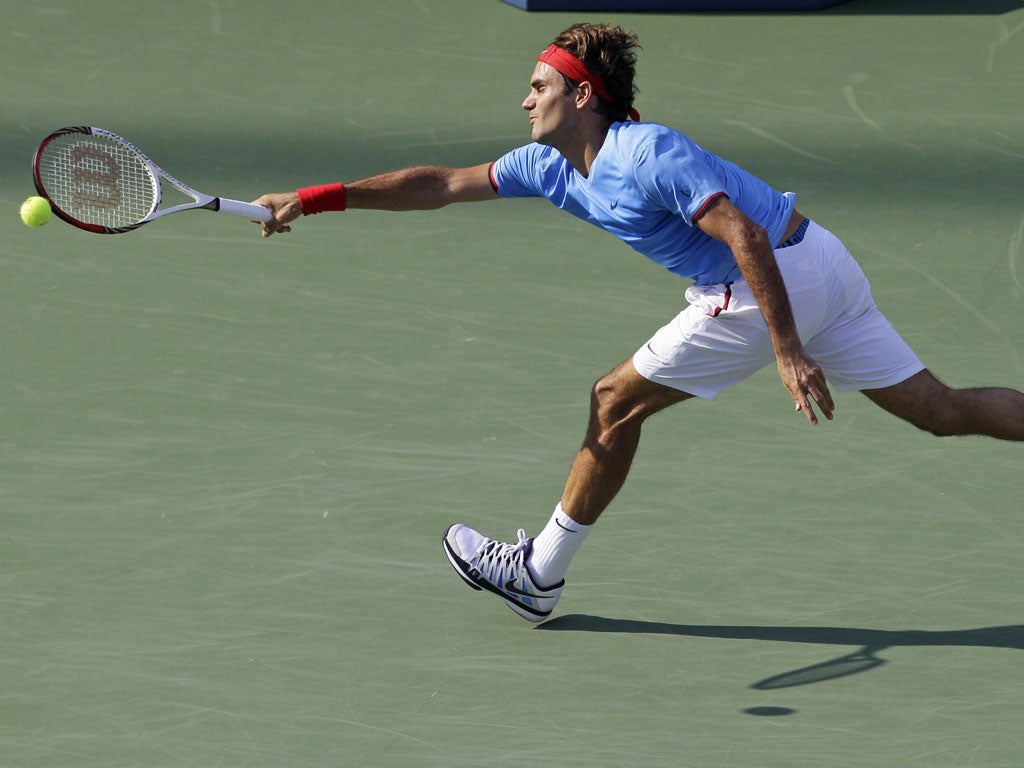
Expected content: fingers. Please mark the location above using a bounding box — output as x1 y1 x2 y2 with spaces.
258 218 283 238
248 214 286 238
250 194 297 238
795 398 818 426
794 381 834 426
250 197 276 236
261 223 291 239
814 385 835 421
779 353 834 426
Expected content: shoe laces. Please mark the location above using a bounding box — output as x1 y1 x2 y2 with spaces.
471 529 530 584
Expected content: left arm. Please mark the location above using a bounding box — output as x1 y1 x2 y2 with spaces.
696 196 834 424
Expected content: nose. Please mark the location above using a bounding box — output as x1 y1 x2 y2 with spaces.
522 93 534 111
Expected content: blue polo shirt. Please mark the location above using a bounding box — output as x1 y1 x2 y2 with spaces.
491 122 795 286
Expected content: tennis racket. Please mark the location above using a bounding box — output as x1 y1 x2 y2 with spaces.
32 126 272 234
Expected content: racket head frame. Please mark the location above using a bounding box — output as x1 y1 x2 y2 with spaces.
33 126 165 234
32 126 269 234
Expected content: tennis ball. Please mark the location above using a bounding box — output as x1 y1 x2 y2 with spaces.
20 196 51 227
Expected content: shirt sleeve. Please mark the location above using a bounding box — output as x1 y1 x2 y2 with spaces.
490 144 550 199
632 131 728 226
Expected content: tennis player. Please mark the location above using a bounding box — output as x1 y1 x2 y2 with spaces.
253 23 1024 622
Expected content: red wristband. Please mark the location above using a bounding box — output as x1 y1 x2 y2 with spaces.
297 183 346 215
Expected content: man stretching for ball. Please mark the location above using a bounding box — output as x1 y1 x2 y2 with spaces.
253 23 1024 622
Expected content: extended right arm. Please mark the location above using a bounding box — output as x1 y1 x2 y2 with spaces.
252 163 498 238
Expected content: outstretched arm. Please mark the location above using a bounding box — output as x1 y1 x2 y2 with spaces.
253 162 498 238
696 196 834 425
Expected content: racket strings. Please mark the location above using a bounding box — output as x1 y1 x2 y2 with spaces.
38 134 157 229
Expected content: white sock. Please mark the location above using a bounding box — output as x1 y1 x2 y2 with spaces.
527 503 593 587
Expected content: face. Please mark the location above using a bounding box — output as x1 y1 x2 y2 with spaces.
522 62 578 145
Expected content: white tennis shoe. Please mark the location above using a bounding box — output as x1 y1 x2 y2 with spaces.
443 523 564 622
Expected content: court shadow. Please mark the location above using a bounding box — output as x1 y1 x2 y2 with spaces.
537 615 1024 689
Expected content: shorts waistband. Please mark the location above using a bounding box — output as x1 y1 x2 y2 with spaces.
777 218 810 249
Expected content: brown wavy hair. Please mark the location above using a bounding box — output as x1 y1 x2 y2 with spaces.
550 23 640 123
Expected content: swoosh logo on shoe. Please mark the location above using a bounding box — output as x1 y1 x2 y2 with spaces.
503 580 547 599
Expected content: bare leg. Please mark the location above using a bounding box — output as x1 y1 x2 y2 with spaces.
863 369 1024 440
560 359 692 525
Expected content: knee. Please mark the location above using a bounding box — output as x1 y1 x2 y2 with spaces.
909 391 968 437
591 370 628 420
589 369 641 429
915 410 959 438
586 362 688 439
868 372 969 438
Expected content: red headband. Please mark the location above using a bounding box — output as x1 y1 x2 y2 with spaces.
538 44 640 122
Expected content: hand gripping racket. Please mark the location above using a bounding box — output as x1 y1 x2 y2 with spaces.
32 126 272 234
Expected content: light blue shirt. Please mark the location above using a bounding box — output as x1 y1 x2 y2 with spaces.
491 122 795 285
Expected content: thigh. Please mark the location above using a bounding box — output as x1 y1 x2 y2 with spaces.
806 303 925 393
605 357 695 413
793 223 925 393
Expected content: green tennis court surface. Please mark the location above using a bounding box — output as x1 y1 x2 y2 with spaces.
3 1 1022 765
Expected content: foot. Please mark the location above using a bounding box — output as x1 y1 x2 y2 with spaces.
442 524 564 622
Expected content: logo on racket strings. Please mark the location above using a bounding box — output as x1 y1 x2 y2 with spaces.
71 145 123 210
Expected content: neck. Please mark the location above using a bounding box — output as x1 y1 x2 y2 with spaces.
557 121 611 177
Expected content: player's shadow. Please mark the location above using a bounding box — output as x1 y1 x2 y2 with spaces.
537 615 1024 689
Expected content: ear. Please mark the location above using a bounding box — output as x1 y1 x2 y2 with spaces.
574 80 596 111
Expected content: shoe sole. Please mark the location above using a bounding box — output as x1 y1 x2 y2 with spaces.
442 525 550 623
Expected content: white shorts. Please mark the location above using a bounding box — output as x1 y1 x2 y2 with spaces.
632 221 925 399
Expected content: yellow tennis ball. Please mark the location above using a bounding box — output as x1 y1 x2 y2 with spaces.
20 196 52 227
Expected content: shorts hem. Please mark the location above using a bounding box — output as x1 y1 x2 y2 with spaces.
833 363 927 393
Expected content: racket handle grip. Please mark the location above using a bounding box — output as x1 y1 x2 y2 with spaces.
219 197 274 222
